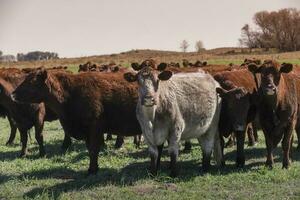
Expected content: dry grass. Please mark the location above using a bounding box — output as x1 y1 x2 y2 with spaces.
0 49 299 71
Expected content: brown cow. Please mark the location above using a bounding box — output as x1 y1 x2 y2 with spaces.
0 67 72 151
214 69 259 167
78 64 142 149
248 60 297 169
0 78 46 157
12 69 141 174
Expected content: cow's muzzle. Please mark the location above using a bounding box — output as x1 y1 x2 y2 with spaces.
142 96 156 107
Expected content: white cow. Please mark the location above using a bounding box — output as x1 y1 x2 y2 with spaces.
124 61 223 177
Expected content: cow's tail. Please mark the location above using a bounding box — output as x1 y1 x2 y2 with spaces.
213 89 224 167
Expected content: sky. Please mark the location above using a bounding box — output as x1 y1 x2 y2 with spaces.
0 0 299 58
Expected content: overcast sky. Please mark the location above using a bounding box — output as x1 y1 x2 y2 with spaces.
0 0 299 57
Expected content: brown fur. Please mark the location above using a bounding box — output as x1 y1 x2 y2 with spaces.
13 69 141 174
248 60 297 169
0 78 46 157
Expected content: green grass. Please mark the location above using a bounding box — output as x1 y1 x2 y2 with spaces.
0 118 300 200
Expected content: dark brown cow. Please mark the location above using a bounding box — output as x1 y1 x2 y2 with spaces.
248 60 297 169
214 69 258 167
78 64 141 149
0 67 72 150
12 69 141 174
0 78 46 157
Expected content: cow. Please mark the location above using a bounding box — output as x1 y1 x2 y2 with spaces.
248 60 297 169
214 69 259 167
0 78 46 157
12 68 141 174
0 67 72 151
78 63 142 149
124 60 223 177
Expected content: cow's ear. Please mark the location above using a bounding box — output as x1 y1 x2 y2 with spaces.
158 70 172 80
248 64 261 74
124 72 137 82
131 63 142 71
216 87 227 97
112 66 119 72
157 63 168 71
280 63 293 73
36 68 48 80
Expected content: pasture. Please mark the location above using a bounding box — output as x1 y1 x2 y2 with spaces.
0 118 300 199
0 53 300 200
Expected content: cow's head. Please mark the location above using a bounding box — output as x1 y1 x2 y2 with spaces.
124 60 172 107
12 68 53 103
248 60 293 97
216 86 250 132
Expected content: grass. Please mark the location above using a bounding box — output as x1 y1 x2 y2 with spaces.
0 117 300 200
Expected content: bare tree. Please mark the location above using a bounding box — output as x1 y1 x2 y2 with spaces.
238 24 259 52
180 40 189 52
195 40 205 52
246 8 300 52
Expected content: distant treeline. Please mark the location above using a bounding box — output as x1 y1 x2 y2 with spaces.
240 8 300 52
17 51 59 61
0 50 59 62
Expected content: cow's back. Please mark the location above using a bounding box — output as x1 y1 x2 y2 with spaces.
158 72 221 140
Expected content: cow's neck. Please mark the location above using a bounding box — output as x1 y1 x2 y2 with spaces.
44 73 69 118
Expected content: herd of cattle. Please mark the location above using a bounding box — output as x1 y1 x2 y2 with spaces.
0 58 299 177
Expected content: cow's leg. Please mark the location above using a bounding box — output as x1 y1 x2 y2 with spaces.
19 129 29 157
168 142 179 177
183 140 192 152
61 134 72 153
133 135 142 148
6 117 17 146
149 145 159 176
235 130 246 168
225 133 236 148
252 121 259 143
265 133 274 168
247 123 255 146
114 135 124 149
282 124 293 169
295 124 300 151
198 135 214 173
156 144 164 169
86 131 102 175
34 123 45 157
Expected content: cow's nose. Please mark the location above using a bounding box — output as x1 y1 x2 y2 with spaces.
267 84 276 90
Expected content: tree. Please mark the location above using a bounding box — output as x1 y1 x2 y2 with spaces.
180 40 189 52
241 8 300 52
0 51 2 57
195 40 205 52
238 24 259 51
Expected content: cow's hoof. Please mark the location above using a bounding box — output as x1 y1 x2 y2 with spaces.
39 151 46 158
87 168 98 175
19 152 28 158
5 141 14 146
170 171 178 178
265 161 273 169
236 157 245 168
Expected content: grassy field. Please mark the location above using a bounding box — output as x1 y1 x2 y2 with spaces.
0 52 300 199
0 119 300 200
